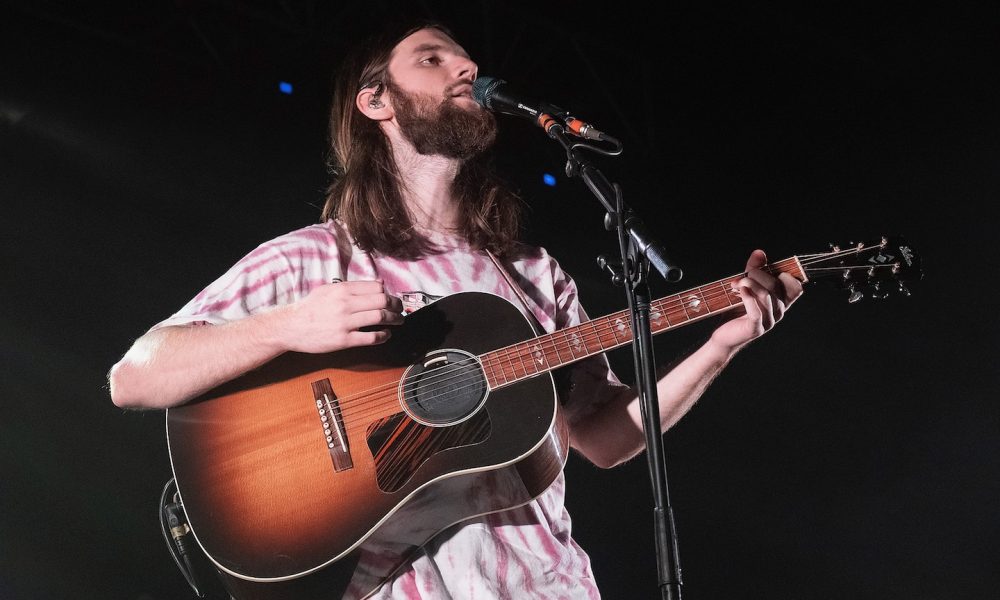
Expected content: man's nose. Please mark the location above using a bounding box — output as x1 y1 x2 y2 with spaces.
454 56 478 82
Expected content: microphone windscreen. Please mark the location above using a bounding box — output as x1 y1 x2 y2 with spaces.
472 76 505 110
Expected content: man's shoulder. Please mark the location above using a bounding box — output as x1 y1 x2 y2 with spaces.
222 220 354 273
507 240 549 264
505 242 582 287
252 220 349 253
509 241 570 272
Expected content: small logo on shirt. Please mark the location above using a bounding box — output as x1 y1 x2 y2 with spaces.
400 291 443 314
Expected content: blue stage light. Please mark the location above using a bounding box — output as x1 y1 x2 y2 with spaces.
279 81 293 95
543 173 557 187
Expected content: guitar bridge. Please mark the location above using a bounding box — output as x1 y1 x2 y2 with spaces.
312 379 353 472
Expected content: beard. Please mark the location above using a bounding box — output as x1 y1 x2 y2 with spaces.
388 80 497 159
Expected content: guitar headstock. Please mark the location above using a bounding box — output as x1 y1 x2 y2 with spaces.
799 236 922 303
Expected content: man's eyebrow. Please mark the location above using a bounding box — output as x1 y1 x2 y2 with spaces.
411 43 445 54
410 42 469 58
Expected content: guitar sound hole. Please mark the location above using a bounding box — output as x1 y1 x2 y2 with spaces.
400 350 488 426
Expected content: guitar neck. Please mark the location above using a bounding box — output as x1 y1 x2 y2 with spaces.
480 256 807 389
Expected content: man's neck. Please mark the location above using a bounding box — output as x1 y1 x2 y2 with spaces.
385 127 463 233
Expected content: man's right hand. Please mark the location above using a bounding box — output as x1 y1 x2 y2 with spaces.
274 280 404 354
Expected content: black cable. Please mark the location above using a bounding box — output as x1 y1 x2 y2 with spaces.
159 478 205 598
570 138 623 157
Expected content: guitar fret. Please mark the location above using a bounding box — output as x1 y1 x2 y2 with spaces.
611 314 630 346
664 295 685 327
649 303 667 333
504 346 523 379
515 343 535 375
520 344 532 372
498 347 515 382
484 354 501 387
495 354 508 385
566 330 583 359
589 320 606 352
484 252 821 391
707 282 729 311
680 289 702 320
720 281 740 308
678 291 691 321
697 286 712 316
608 314 623 344
492 353 509 385
552 337 566 366
548 336 566 366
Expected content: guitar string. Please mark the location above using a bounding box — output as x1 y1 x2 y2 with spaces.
334 299 735 434
344 255 795 404
332 280 749 430
333 253 901 434
336 275 743 406
330 251 897 431
331 251 896 431
375 410 478 493
347 249 873 407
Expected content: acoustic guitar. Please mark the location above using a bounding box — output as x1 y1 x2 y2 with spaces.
166 237 921 598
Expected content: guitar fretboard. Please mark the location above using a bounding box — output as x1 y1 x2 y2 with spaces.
480 257 805 389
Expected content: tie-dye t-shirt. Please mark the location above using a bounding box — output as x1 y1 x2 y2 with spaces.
152 220 627 599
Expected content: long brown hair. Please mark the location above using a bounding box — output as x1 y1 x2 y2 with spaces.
321 21 522 259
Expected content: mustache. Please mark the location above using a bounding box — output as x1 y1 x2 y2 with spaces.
444 79 476 96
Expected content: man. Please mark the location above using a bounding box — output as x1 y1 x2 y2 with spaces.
110 21 802 599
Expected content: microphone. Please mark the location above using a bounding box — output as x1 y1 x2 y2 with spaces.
472 76 615 142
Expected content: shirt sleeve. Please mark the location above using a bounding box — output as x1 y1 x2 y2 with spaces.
148 224 346 331
534 252 631 427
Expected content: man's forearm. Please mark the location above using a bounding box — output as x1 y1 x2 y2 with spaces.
643 338 737 435
571 338 738 468
109 308 288 410
109 280 405 410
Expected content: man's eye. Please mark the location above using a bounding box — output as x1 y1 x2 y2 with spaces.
420 56 440 65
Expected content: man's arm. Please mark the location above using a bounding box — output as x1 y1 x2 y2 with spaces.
109 281 403 410
569 250 804 468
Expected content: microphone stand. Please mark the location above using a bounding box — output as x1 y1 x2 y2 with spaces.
543 121 684 600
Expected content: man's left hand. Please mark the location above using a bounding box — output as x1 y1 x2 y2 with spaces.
709 249 803 353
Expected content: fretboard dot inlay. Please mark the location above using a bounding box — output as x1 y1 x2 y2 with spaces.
532 345 544 365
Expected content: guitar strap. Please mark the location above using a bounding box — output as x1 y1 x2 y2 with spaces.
486 248 572 422
485 249 540 330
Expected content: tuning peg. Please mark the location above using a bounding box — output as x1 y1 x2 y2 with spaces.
597 255 625 286
871 281 890 300
847 283 864 304
898 282 911 297
830 243 841 252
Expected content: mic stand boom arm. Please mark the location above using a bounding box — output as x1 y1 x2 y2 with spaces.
544 122 684 600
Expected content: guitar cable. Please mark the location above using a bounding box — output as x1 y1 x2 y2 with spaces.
159 478 206 598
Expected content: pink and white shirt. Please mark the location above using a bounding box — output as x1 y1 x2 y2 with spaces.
153 220 626 599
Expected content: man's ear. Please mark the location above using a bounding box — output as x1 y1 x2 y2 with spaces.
357 85 392 120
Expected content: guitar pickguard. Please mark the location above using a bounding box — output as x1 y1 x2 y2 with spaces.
365 412 492 493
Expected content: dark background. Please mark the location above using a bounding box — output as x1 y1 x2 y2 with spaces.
2 2 997 598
